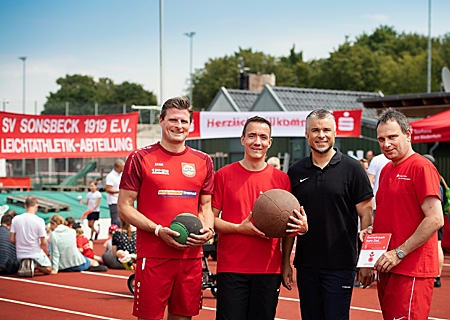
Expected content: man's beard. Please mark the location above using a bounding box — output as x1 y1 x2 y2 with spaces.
310 145 333 154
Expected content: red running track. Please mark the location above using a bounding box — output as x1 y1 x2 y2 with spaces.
1 242 449 320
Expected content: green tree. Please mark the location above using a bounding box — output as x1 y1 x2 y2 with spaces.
42 75 157 117
191 26 450 109
311 42 385 92
192 48 285 110
278 46 313 87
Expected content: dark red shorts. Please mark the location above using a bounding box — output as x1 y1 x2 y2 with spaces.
377 272 433 319
132 257 203 319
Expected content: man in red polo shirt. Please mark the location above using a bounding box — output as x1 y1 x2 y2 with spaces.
118 97 215 320
373 108 444 319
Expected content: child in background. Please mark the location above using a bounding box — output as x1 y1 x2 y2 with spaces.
79 181 102 240
101 224 124 269
116 249 136 270
73 223 103 264
65 216 76 228
103 224 119 253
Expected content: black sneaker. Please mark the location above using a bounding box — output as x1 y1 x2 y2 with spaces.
434 277 441 288
89 265 108 272
18 259 33 277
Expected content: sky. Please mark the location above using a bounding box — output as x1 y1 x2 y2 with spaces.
1 0 449 114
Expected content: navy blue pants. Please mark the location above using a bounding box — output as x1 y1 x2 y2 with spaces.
297 267 356 320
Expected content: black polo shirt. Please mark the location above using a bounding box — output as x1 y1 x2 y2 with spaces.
288 148 373 270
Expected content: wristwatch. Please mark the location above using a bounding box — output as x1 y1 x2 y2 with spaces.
395 247 405 259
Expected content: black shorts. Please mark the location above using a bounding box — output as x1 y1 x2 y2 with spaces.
438 227 443 241
87 211 100 221
216 273 281 320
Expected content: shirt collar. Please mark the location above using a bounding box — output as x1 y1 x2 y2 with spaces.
306 148 342 168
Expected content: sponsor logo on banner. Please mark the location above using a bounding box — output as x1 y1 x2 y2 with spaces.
181 162 196 177
333 109 362 137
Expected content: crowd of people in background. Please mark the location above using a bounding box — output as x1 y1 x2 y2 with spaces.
0 158 133 277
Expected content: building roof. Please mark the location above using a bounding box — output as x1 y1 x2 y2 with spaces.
207 85 383 119
207 87 259 112
226 89 260 112
251 86 381 118
359 92 450 117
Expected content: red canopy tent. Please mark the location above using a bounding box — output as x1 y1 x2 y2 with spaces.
410 109 450 143
410 109 450 250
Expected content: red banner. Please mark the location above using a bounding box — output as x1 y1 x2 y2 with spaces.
0 111 139 159
0 177 32 188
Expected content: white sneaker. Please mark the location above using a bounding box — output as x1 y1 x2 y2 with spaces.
30 259 34 277
18 259 33 277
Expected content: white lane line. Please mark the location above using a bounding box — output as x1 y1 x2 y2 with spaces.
2 276 447 319
80 271 129 279
279 296 385 315
352 305 450 320
0 276 132 298
0 297 121 320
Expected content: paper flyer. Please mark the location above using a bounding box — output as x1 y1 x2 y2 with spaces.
357 233 392 268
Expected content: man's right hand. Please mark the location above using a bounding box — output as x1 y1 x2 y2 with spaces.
237 212 268 238
157 226 190 250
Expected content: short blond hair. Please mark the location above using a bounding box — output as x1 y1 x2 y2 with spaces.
267 157 281 169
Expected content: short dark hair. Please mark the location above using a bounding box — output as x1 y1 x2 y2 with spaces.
241 116 272 137
6 210 17 218
1 214 13 226
305 109 335 131
159 97 193 123
376 108 409 134
65 216 76 225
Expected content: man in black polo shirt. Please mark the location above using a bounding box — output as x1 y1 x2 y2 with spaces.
286 109 374 320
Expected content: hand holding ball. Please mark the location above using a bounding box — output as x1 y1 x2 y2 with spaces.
169 213 203 244
252 189 300 238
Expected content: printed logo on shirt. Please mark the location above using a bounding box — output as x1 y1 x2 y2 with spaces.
158 190 197 198
154 163 164 166
299 177 310 183
396 174 411 181
152 168 169 175
181 162 196 178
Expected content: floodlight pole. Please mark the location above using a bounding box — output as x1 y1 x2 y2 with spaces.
19 56 27 176
184 32 196 105
159 0 165 105
2 99 9 112
19 56 26 113
427 0 432 93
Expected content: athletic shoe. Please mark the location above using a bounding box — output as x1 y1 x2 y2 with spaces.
89 265 108 272
30 259 34 277
434 277 441 288
18 259 33 277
